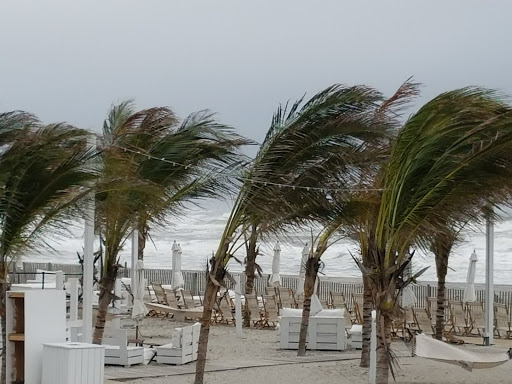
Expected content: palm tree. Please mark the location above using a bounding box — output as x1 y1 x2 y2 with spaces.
0 112 97 384
92 101 249 343
194 84 392 384
356 88 512 383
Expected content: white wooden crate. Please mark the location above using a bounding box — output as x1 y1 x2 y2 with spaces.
157 322 200 365
348 324 362 349
278 309 345 351
42 342 105 384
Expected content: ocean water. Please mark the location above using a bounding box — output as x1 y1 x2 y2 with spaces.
20 206 512 285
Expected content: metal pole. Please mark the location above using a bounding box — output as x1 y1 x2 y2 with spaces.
82 138 95 344
131 229 139 307
369 310 377 383
484 214 494 346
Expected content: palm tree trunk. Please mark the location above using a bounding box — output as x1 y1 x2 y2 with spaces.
137 222 149 260
92 264 118 344
243 226 258 327
360 276 372 367
0 274 7 384
432 235 452 341
194 274 218 384
297 258 318 356
375 312 392 384
436 274 446 340
195 258 226 384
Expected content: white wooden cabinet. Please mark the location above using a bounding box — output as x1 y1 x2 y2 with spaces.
6 290 66 384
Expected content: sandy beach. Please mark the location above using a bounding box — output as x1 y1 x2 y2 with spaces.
104 317 512 384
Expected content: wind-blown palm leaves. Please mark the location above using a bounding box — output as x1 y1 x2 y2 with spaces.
93 101 250 343
296 80 421 359
0 112 97 384
194 84 395 384
355 88 512 383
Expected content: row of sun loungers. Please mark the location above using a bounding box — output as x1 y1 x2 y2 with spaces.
144 283 512 339
391 298 512 340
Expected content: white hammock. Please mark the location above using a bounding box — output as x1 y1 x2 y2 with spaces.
414 333 512 372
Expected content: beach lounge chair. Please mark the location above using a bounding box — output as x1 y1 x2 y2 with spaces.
329 291 346 309
352 293 364 324
156 323 200 365
466 301 485 336
152 283 168 305
398 307 417 340
103 329 144 367
447 300 469 335
294 293 304 309
413 308 434 335
245 294 263 327
262 294 279 327
275 287 295 309
216 295 236 325
494 303 512 338
145 302 203 321
426 296 437 320
178 290 196 309
163 287 183 308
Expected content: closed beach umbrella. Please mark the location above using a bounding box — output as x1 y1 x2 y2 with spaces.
171 241 185 290
401 286 417 308
295 243 309 295
132 259 148 319
463 251 478 303
310 279 323 315
269 242 282 287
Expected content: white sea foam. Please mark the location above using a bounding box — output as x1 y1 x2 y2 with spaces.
19 208 512 284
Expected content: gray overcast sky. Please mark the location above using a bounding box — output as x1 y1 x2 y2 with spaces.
1 1 511 144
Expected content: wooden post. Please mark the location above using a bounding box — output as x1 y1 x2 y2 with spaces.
131 229 139 307
82 165 95 343
485 214 494 346
55 271 64 290
68 278 80 342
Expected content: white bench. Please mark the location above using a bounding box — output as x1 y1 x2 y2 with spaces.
156 322 200 365
102 329 144 367
278 308 346 351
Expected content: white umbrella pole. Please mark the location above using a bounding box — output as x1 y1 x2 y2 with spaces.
82 176 95 343
131 229 139 306
484 215 494 346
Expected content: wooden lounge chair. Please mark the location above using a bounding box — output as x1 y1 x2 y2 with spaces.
413 308 434 335
494 303 512 338
466 301 485 336
216 295 235 325
178 290 196 309
152 283 168 305
426 296 437 321
145 302 203 322
294 293 304 309
352 293 364 324
329 291 346 309
245 294 263 327
275 287 295 309
163 287 183 309
447 300 469 335
262 294 279 327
